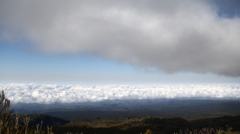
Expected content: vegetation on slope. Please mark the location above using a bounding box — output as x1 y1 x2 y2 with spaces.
51 116 240 134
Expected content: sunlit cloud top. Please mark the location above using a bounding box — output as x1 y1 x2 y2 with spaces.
1 83 240 104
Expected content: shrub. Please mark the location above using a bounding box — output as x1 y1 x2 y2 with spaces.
0 90 19 133
0 90 54 134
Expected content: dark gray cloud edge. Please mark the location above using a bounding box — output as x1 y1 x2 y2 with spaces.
0 0 240 77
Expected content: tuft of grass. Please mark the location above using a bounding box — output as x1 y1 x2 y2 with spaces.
144 129 152 134
217 127 240 134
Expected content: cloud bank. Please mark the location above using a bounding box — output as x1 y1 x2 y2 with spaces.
1 83 240 104
0 1 240 77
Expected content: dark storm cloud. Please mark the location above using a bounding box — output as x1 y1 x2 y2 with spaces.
0 0 240 76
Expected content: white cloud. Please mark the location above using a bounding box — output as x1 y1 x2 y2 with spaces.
0 83 240 104
1 1 240 77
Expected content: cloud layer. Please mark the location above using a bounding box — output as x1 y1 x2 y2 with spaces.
1 83 240 104
0 1 240 77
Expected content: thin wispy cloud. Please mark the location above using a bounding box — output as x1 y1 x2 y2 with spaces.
1 0 240 77
1 83 240 104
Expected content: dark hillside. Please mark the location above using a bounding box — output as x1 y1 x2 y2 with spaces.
38 99 240 121
18 114 70 128
50 115 240 134
191 115 240 131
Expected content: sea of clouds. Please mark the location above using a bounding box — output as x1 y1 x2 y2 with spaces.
1 83 240 104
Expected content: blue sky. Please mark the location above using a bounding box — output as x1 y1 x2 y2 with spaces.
0 0 240 84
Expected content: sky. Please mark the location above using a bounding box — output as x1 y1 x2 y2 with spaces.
0 0 240 84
